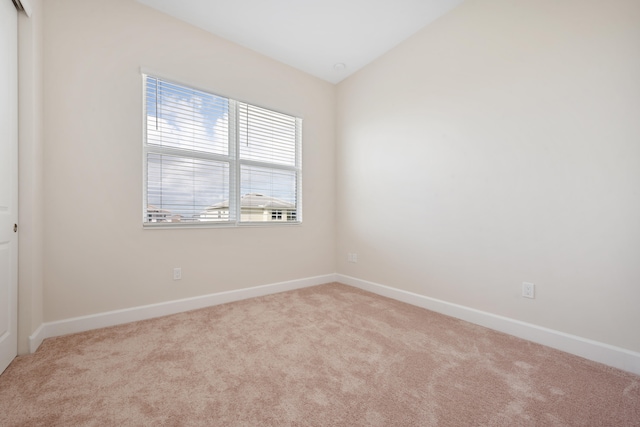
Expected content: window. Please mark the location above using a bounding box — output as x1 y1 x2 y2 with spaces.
143 75 302 226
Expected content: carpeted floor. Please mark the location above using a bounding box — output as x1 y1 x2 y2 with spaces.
1 283 639 426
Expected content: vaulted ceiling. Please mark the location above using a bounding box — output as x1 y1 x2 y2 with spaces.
136 0 465 84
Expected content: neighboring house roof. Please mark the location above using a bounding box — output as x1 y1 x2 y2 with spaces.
204 193 295 210
147 205 172 216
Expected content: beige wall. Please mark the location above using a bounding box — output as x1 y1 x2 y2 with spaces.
18 0 44 354
336 0 640 352
24 0 640 356
41 0 336 321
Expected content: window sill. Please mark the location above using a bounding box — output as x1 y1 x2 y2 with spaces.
142 221 302 230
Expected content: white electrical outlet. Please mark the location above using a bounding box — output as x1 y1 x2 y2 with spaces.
173 267 182 280
352 253 358 263
522 282 535 299
348 253 358 263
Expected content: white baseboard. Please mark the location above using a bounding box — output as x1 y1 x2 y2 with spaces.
28 272 640 376
337 274 640 376
29 324 45 354
29 274 337 353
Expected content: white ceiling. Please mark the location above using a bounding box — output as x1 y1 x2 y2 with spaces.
136 0 465 84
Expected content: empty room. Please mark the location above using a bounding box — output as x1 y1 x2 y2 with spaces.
1 0 639 425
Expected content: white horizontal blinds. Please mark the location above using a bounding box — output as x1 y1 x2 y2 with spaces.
240 165 297 198
146 154 230 222
238 103 300 222
144 74 233 224
239 103 296 166
143 73 301 225
146 76 229 156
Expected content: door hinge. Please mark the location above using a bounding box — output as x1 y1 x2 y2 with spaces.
14 224 17 233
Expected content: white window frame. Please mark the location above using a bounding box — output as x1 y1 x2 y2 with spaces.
142 73 302 228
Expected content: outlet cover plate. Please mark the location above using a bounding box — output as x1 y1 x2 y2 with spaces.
522 282 535 299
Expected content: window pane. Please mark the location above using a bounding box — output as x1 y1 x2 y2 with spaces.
240 165 297 222
146 153 230 223
146 77 229 156
239 103 296 166
143 75 302 226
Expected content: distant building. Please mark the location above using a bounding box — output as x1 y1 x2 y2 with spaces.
199 193 296 222
146 205 172 222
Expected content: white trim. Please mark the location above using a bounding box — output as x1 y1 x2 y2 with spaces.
337 274 640 376
29 274 336 353
28 324 44 353
28 272 640 376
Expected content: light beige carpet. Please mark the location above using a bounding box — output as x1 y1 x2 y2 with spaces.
1 283 639 426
